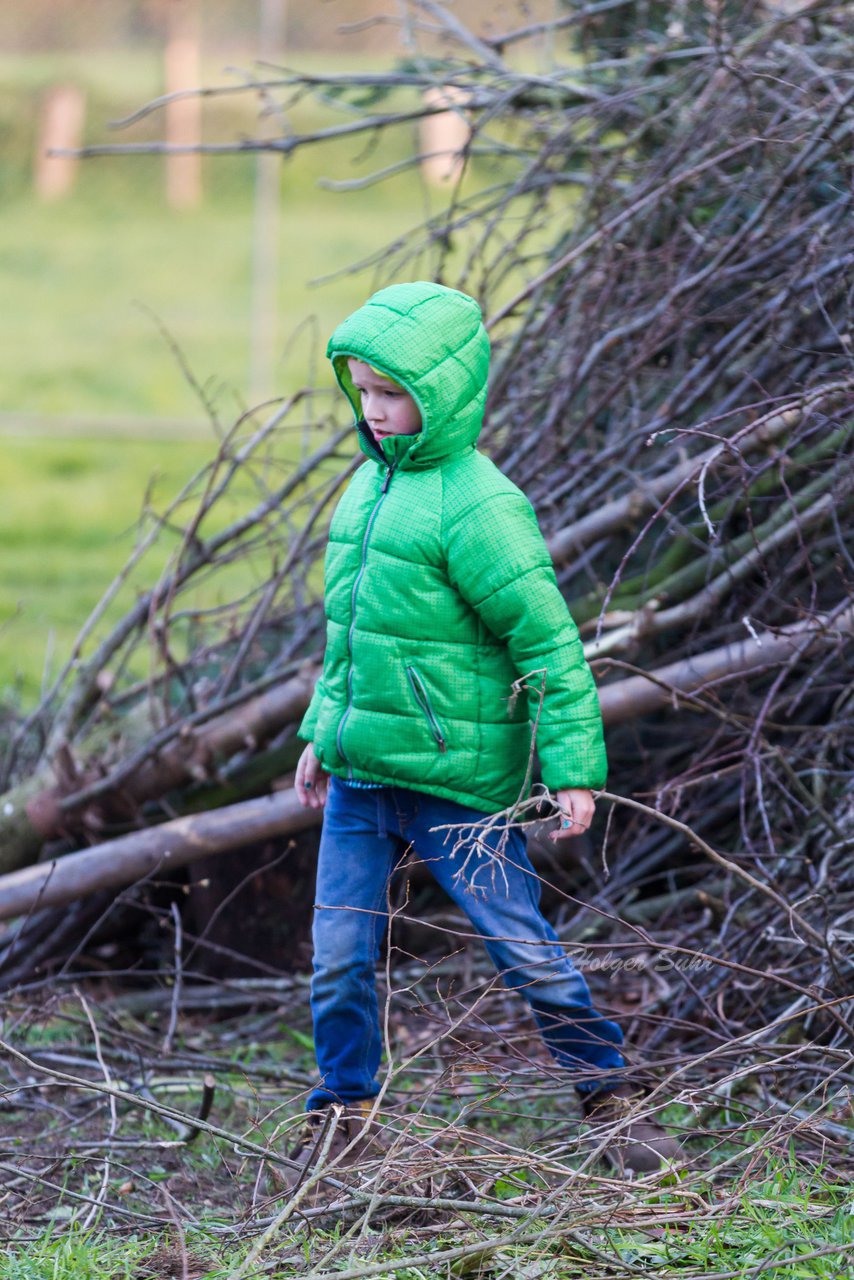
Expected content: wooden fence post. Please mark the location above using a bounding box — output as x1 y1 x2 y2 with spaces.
420 86 471 186
35 84 86 200
165 0 202 208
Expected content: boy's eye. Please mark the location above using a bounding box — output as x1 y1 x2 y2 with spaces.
355 381 402 398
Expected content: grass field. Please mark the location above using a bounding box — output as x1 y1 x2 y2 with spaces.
0 47 486 704
0 48 445 420
1 429 218 704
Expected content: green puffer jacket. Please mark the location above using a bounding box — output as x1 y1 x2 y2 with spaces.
298 281 606 812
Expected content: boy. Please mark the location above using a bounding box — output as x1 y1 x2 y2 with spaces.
294 281 678 1176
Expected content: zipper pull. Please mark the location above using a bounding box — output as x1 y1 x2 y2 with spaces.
381 466 394 494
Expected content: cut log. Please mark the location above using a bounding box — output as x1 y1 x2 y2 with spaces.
0 671 315 878
0 789 321 925
597 608 853 723
0 609 848 923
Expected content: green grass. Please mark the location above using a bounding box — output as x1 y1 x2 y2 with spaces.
0 1227 244 1279
0 431 219 703
0 146 429 422
3 1154 850 1278
0 47 472 420
609 1161 853 1278
0 47 469 704
0 45 570 709
0 1231 154 1279
0 419 343 704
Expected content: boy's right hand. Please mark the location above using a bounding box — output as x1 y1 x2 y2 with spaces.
295 743 328 809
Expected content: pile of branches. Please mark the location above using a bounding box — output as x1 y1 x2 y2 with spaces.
0 1 851 1083
0 967 851 1261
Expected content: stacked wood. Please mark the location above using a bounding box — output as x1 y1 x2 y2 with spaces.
0 2 851 1000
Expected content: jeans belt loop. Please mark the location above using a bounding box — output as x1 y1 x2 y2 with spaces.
376 791 388 841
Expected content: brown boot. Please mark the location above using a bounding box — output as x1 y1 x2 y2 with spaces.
276 1099 384 1197
582 1084 680 1176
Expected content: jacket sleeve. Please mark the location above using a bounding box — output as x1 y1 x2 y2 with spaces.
444 492 607 791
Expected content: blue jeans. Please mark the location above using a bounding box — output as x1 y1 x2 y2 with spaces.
307 776 625 1110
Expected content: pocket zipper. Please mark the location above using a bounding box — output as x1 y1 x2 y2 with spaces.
405 665 448 753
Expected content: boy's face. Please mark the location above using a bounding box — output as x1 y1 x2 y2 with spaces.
347 358 421 442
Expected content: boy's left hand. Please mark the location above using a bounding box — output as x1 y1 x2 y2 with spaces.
550 788 595 841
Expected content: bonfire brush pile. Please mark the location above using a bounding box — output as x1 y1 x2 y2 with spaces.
0 1 851 1083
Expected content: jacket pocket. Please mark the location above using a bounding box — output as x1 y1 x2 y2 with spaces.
405 664 448 753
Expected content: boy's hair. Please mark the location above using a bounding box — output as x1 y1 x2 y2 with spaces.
366 364 396 382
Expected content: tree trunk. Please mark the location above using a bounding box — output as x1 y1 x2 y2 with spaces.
597 609 853 722
0 609 848 922
0 672 314 878
0 789 322 925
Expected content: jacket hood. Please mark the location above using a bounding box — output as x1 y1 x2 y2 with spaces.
327 280 491 470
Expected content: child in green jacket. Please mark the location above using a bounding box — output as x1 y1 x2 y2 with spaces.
293 281 678 1176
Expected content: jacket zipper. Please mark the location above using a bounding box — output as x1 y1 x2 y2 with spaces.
405 664 448 753
336 463 395 774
